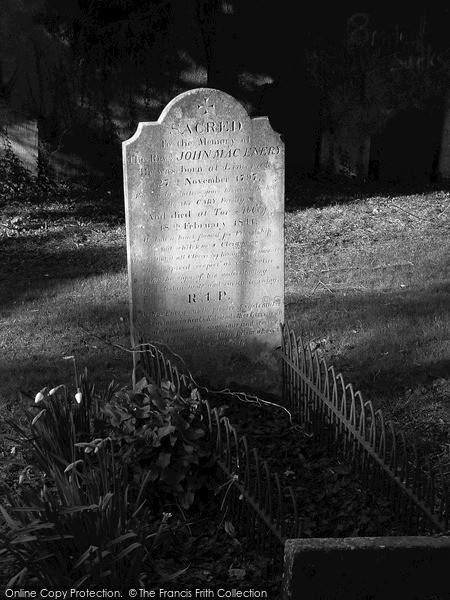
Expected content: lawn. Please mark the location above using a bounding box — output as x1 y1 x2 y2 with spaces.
0 177 449 462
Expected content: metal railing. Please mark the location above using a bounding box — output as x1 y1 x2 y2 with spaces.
280 322 449 535
204 402 299 569
134 322 449 554
135 343 296 566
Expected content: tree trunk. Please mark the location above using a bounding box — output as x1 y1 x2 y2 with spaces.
196 0 239 95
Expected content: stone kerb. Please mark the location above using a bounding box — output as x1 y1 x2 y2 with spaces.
123 88 284 394
283 536 450 600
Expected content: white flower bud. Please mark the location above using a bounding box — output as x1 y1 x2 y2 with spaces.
34 391 45 404
75 391 82 404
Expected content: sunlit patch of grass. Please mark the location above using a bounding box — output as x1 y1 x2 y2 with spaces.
285 188 450 458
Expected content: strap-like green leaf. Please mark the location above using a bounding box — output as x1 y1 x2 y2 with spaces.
0 506 20 531
73 545 99 570
111 532 138 546
111 541 143 562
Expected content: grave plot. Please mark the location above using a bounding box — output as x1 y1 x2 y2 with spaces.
141 335 449 599
122 88 449 599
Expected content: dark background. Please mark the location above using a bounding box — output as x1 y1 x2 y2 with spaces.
1 0 449 185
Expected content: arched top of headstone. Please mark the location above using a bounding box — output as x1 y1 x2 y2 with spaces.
124 88 272 146
160 87 249 120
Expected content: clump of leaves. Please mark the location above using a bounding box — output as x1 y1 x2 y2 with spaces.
102 378 215 510
0 135 83 207
0 134 34 201
0 373 214 589
0 439 161 590
3 370 115 475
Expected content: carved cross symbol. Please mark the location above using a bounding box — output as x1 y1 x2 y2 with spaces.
197 97 215 115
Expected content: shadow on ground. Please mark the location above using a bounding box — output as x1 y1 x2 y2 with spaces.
0 237 127 313
285 175 450 211
0 301 133 408
286 283 450 397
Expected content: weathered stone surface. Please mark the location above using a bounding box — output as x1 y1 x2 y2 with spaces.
283 536 450 600
0 104 38 175
123 88 284 394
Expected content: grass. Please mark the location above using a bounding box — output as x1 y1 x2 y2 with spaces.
0 190 130 402
0 178 449 463
285 181 450 459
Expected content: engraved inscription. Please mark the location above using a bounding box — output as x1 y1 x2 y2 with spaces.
123 88 285 392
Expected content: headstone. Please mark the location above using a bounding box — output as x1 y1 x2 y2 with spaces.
438 90 450 179
0 104 38 175
123 88 284 394
283 536 450 600
320 127 371 179
49 125 121 183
